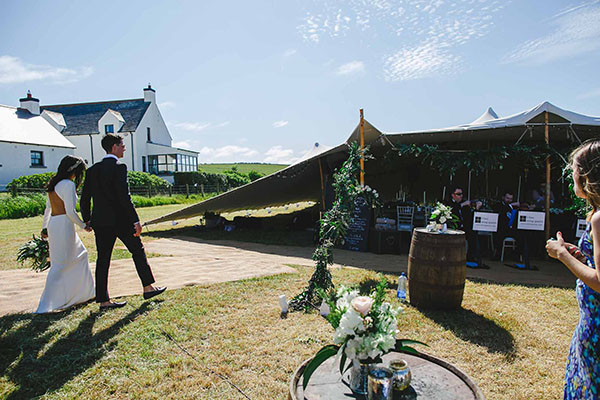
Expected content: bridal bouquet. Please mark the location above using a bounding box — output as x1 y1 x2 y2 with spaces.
303 276 425 389
17 235 50 272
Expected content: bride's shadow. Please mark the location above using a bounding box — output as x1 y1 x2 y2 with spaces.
0 302 155 399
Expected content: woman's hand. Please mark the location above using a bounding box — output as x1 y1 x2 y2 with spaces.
546 231 567 259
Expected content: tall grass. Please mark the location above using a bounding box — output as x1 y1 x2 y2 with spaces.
0 194 209 220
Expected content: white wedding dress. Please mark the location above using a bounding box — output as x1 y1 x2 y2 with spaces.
35 179 95 313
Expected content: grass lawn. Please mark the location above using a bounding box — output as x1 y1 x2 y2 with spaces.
0 265 577 399
198 163 287 175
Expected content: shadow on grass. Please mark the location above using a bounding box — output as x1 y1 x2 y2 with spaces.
419 307 516 360
0 302 154 399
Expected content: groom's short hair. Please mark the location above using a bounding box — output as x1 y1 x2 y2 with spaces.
101 134 123 153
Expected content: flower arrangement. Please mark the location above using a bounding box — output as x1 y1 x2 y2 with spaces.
302 276 426 389
17 235 50 272
427 202 458 231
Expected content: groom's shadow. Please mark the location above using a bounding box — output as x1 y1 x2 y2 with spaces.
1 302 155 399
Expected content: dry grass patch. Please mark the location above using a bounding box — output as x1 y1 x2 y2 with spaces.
0 266 578 399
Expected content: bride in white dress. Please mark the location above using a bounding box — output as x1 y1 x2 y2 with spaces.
35 155 95 313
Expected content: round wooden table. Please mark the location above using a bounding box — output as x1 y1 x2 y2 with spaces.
289 351 484 400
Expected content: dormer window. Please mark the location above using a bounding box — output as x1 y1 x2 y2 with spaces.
147 127 151 142
105 124 114 134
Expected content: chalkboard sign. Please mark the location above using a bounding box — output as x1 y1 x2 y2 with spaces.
343 196 371 252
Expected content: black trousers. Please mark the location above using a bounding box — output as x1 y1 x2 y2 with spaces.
94 225 155 303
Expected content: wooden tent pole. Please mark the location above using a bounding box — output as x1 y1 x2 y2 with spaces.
360 109 365 186
318 158 326 210
545 111 551 244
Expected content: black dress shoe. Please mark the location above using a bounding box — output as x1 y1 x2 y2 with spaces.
143 286 166 300
99 301 127 310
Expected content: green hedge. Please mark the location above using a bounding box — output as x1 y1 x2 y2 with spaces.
7 171 170 191
174 167 258 188
6 173 54 191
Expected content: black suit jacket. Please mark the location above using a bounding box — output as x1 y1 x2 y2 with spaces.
80 157 139 228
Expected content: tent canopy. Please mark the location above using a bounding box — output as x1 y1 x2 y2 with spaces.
145 102 600 225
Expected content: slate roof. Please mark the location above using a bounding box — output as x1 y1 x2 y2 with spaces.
41 99 150 136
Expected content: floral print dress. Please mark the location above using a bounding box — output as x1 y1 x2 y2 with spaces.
564 222 600 399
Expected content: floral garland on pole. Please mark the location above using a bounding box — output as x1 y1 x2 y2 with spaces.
289 142 379 312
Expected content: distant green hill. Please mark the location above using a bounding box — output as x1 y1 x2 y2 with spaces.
197 163 288 175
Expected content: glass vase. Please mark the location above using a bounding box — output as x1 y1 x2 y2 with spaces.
349 359 370 395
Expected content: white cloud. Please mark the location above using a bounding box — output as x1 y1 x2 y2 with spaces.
263 146 298 164
172 140 191 149
173 121 211 131
283 49 297 57
383 41 461 81
272 120 289 128
0 55 93 84
297 0 506 80
504 2 600 65
197 145 259 163
158 101 176 109
336 60 365 75
214 121 230 128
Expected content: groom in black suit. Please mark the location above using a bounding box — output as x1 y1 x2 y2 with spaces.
81 133 166 310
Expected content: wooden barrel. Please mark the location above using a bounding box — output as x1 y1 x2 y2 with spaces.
289 350 485 399
408 227 466 309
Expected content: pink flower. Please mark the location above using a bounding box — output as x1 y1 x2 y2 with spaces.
351 296 374 316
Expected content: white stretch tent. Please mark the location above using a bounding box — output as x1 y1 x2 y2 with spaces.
145 102 600 226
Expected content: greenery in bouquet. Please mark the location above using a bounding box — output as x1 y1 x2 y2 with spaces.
429 202 458 227
302 276 426 389
17 235 50 272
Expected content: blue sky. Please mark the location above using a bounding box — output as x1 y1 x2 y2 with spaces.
1 0 599 164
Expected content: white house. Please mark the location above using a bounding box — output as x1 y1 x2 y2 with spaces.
0 93 75 189
41 85 198 183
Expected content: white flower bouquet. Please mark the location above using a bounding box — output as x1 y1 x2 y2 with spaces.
17 235 50 272
428 202 459 231
302 276 426 389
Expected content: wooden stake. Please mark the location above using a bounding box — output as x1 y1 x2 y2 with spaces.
318 158 326 210
360 109 365 186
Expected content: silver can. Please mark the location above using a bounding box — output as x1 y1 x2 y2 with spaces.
389 358 412 392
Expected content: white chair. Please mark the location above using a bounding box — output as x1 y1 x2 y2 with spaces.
396 206 415 232
500 237 517 262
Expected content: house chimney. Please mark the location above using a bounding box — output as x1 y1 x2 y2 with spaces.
19 90 40 115
143 83 156 103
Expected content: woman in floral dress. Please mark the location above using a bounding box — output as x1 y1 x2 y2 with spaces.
547 140 600 399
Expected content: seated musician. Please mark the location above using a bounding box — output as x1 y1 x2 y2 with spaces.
491 189 519 260
445 185 483 265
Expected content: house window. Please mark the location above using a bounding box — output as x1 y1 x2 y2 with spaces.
175 154 198 172
147 127 151 142
142 156 146 172
105 124 114 134
148 154 176 174
30 151 44 167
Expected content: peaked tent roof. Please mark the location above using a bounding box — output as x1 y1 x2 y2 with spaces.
144 120 385 225
41 99 150 136
385 101 600 144
0 105 76 148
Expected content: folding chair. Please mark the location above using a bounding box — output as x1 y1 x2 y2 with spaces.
397 206 415 233
500 237 518 262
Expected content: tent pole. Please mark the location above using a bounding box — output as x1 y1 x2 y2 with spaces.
318 158 326 211
545 111 551 246
360 109 365 186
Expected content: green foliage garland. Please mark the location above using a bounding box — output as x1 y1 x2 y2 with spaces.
289 142 379 312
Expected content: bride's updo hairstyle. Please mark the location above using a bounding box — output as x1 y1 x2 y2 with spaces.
570 139 600 213
47 155 87 192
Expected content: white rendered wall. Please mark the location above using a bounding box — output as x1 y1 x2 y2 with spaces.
0 142 73 188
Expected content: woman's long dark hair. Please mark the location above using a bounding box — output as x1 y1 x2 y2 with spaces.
47 155 86 192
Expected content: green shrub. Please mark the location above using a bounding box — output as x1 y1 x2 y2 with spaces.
247 170 264 181
127 171 171 190
0 194 46 219
7 173 54 191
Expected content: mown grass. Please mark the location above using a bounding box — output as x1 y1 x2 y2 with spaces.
0 266 577 399
198 163 287 175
